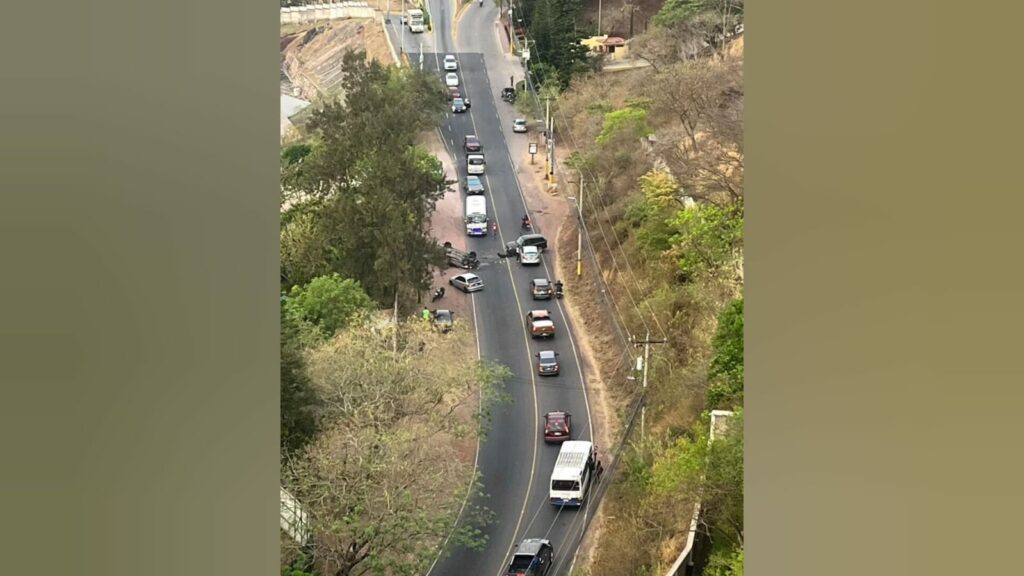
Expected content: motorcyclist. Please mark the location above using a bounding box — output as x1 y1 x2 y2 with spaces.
521 213 530 229
554 279 563 295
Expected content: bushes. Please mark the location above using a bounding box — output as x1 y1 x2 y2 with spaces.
708 296 743 409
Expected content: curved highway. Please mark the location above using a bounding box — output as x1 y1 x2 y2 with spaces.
387 4 599 575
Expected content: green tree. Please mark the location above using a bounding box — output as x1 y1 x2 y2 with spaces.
707 296 743 408
596 106 653 145
284 274 375 340
666 200 743 280
705 546 744 576
280 304 320 456
280 50 449 308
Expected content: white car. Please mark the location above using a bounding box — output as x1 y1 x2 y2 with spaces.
519 245 542 265
450 272 484 293
443 55 458 71
445 72 459 87
513 118 528 133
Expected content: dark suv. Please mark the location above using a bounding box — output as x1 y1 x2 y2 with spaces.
506 538 553 576
516 233 548 251
530 278 552 300
463 135 482 153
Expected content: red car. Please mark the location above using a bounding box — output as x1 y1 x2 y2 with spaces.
543 411 572 443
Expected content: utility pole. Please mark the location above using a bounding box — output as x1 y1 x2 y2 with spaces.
544 97 551 182
576 174 583 276
546 98 555 185
400 0 405 57
598 0 602 36
632 332 668 444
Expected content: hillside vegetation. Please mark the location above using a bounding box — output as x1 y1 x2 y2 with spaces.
279 50 510 576
529 3 744 574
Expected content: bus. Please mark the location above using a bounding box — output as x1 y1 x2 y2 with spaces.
406 9 425 33
465 195 488 236
548 440 596 507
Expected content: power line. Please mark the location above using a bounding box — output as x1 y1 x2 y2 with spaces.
551 101 668 340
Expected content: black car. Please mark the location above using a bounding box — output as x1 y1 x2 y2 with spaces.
507 538 553 576
433 309 453 333
536 350 560 376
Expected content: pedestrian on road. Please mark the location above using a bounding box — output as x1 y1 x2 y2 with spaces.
491 221 498 236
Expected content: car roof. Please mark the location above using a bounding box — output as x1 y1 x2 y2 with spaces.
468 175 481 182
530 309 550 316
457 273 480 280
445 54 456 59
516 538 551 555
546 411 567 419
522 245 539 252
515 118 527 123
538 350 557 359
533 278 549 285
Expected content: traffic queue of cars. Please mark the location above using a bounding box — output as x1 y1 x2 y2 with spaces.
437 58 586 575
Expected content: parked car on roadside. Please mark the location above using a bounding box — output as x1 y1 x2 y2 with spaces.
513 118 528 133
433 309 454 333
450 272 484 293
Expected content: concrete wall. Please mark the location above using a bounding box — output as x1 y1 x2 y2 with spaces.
281 2 375 25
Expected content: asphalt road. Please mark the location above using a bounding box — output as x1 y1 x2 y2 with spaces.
387 5 599 575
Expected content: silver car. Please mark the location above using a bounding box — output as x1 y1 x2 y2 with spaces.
518 245 542 265
513 118 528 133
450 272 484 293
445 72 459 87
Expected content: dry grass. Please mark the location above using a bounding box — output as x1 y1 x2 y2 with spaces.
548 29 744 576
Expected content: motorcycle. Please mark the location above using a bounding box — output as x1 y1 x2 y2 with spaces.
521 217 532 231
431 286 446 302
554 282 564 299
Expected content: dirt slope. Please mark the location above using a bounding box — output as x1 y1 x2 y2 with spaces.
281 19 394 101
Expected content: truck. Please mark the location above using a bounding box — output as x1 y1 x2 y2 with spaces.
443 241 480 270
526 310 556 339
407 9 425 33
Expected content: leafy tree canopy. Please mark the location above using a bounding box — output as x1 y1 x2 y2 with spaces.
284 274 375 340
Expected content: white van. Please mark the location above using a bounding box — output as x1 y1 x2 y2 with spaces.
467 154 485 175
464 195 488 236
549 440 596 507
